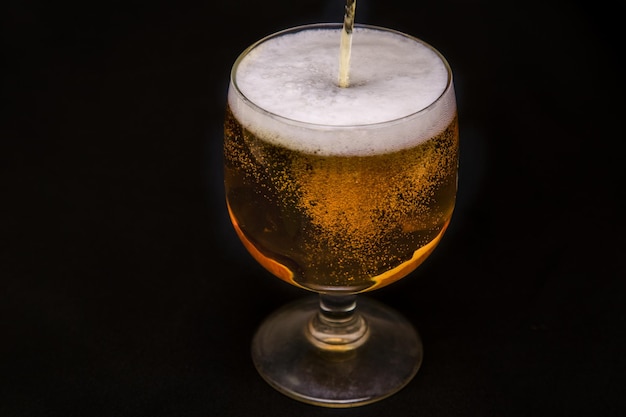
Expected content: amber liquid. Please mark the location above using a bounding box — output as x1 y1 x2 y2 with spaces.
224 107 459 293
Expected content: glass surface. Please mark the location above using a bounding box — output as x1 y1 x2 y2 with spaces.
223 23 459 407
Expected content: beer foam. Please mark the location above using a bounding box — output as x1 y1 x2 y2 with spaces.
229 24 456 156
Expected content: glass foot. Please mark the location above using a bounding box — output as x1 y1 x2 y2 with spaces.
251 296 423 408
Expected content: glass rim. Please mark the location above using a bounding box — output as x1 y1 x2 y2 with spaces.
229 22 454 130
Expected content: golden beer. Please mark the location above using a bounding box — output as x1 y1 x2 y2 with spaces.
224 111 458 293
224 24 458 294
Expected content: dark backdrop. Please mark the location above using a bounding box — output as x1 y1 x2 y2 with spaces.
2 0 625 416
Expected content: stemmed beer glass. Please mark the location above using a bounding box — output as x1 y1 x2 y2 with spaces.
223 23 459 407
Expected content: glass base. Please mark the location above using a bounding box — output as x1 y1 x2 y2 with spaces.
251 295 423 408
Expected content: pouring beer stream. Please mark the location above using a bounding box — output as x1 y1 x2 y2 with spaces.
338 0 356 87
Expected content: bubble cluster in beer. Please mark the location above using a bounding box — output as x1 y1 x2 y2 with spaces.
224 107 458 291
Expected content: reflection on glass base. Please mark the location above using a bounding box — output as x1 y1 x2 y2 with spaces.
251 296 423 408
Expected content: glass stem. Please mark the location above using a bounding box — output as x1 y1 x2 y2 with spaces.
307 294 370 351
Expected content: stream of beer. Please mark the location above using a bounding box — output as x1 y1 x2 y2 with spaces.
338 0 356 88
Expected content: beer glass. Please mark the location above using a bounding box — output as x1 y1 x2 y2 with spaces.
223 23 458 407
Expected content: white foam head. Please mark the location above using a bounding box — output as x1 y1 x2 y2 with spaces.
229 23 456 156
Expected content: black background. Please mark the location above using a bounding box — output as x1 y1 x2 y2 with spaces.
2 0 625 416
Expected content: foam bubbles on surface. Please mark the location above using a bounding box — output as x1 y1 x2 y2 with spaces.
230 26 456 156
